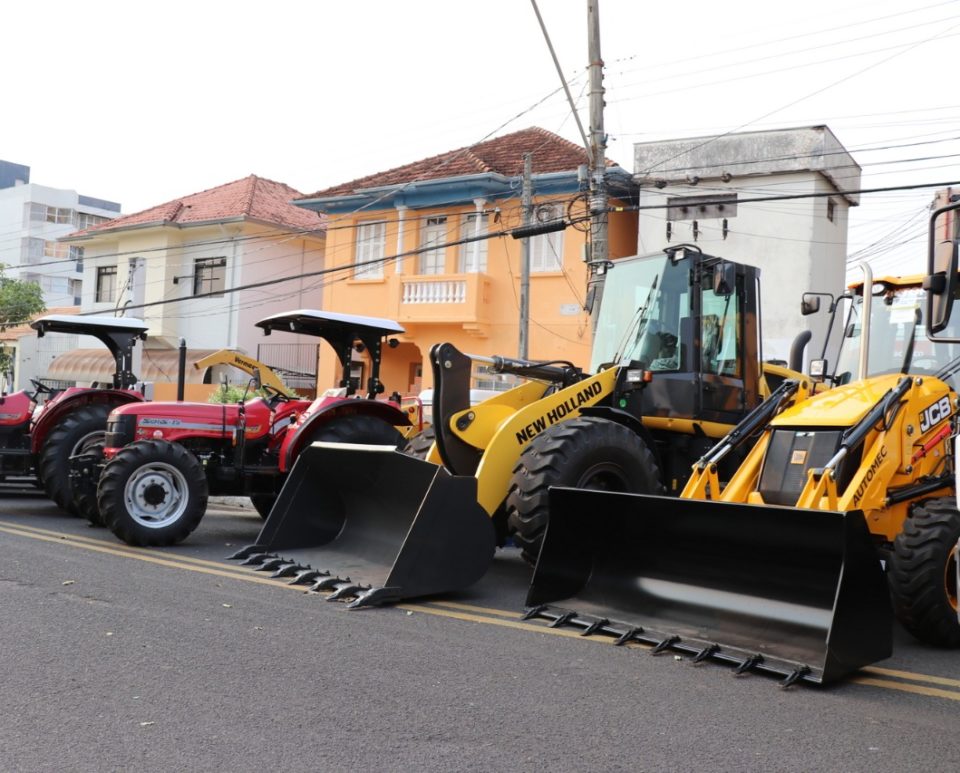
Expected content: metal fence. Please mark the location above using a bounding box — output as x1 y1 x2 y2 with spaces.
256 342 319 397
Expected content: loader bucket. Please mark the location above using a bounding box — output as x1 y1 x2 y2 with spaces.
525 489 893 686
228 442 495 607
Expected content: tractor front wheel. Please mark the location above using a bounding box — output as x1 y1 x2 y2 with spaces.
98 440 208 547
506 417 664 565
249 494 275 520
888 496 960 647
39 403 113 517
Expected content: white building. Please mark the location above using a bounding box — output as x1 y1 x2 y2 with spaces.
0 159 120 307
633 126 860 365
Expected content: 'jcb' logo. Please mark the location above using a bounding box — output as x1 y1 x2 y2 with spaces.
919 396 952 434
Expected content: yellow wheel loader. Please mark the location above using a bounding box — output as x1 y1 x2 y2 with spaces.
526 203 960 686
228 245 809 607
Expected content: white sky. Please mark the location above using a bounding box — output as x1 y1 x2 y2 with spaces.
3 0 959 277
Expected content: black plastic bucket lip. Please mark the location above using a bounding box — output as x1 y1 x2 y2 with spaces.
524 604 822 686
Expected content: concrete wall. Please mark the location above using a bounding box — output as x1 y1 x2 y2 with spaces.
634 126 859 366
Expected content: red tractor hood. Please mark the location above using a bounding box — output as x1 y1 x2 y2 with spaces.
110 400 251 424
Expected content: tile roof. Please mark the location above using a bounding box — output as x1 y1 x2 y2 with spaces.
76 175 325 236
300 127 609 200
0 306 80 341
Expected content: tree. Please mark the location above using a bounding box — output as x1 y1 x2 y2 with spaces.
0 265 46 381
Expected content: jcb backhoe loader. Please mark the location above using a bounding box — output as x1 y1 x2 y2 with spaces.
525 203 960 686
229 246 811 606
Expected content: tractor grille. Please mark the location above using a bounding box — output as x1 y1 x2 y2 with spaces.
758 429 843 506
104 414 136 449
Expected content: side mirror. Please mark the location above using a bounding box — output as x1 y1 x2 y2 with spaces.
926 202 960 335
809 359 827 381
801 294 821 316
713 262 736 296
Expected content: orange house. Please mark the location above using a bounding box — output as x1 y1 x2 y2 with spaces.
294 128 639 395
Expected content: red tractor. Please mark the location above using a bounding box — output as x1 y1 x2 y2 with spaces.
94 310 418 547
0 314 148 516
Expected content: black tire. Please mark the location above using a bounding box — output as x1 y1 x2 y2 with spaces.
98 440 208 547
308 414 405 448
38 403 113 516
888 497 960 647
506 417 664 565
402 425 436 461
250 494 275 520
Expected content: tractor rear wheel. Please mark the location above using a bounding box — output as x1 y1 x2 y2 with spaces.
308 414 405 449
403 425 436 461
98 440 208 547
39 403 113 517
888 497 960 647
250 494 275 520
506 417 664 565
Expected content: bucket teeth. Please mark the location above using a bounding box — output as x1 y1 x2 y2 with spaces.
651 635 681 655
613 627 644 646
310 576 348 592
693 644 721 663
734 654 764 675
227 544 267 561
270 562 305 578
779 666 811 689
580 618 610 636
548 611 578 629
289 569 329 586
254 558 287 573
346 586 402 609
521 605 548 621
239 552 275 567
325 583 371 602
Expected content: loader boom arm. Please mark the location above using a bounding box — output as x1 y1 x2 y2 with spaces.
193 350 295 398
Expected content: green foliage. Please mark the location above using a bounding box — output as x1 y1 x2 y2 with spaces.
0 265 46 331
207 383 272 404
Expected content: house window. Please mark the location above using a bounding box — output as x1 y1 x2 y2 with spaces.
76 212 110 230
530 204 565 273
44 241 70 259
355 221 386 279
29 204 74 224
96 265 117 303
419 216 447 274
71 246 84 271
22 237 45 263
194 257 227 296
69 279 82 305
458 212 488 273
826 198 836 223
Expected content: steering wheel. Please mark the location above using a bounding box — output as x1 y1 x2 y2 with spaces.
30 378 55 396
261 383 290 408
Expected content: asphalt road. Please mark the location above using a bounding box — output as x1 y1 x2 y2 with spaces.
1 495 959 772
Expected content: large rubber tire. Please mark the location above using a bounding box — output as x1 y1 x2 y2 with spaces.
308 414 405 449
98 440 208 547
506 417 664 565
888 497 960 647
38 403 113 517
249 494 275 520
403 425 436 461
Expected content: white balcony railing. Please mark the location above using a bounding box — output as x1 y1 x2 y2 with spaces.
401 279 467 304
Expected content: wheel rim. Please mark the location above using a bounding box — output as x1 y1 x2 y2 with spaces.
123 462 189 528
946 547 958 612
575 462 631 492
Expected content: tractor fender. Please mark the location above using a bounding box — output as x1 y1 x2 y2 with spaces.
280 399 410 472
577 405 662 467
31 389 143 453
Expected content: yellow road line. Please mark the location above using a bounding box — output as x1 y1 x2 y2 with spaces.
861 665 960 689
426 600 520 618
850 676 960 701
0 524 294 589
0 520 254 573
4 521 960 700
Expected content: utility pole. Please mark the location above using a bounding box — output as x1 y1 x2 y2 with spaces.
519 153 533 359
586 0 608 330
